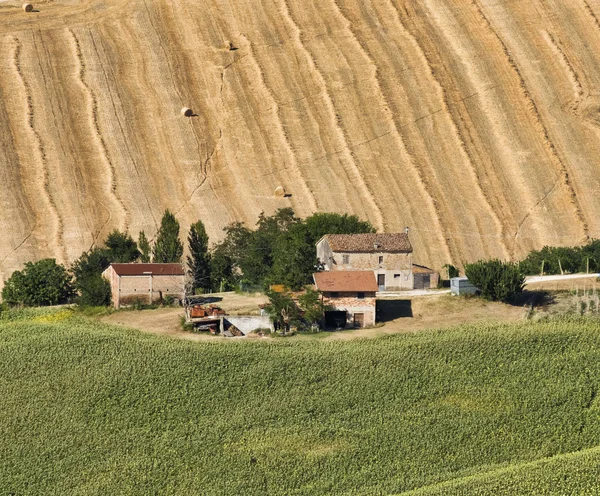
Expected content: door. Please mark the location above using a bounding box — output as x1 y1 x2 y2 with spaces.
377 274 385 291
414 274 424 290
325 311 347 329
353 313 365 328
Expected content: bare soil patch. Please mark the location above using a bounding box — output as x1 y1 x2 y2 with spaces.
101 292 268 341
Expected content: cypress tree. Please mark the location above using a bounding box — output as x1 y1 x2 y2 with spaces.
138 231 151 263
187 220 211 293
153 210 183 263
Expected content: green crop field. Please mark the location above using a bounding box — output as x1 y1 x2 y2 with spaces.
1 309 600 495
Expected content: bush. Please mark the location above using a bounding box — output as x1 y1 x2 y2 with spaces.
1 259 74 307
465 259 525 302
71 248 112 306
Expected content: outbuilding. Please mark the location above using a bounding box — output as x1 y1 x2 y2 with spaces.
313 270 378 328
102 263 185 308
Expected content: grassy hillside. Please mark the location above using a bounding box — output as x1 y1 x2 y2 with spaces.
1 309 600 494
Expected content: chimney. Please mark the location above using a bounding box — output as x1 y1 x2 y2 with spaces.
404 226 410 235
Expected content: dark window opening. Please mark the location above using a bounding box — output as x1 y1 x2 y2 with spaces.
330 292 339 297
342 255 349 264
357 292 365 299
378 256 384 264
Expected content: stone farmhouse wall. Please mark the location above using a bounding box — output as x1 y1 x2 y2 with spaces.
317 239 413 291
323 292 376 327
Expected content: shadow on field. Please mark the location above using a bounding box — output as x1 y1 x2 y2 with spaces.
377 300 413 322
511 290 555 307
185 296 223 305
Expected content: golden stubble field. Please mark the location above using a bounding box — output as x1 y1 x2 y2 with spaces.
1 0 600 284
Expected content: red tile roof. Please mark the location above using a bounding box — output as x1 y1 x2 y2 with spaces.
109 263 185 276
413 264 436 274
324 233 412 253
313 271 378 292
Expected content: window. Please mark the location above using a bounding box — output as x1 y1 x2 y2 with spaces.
378 256 384 264
357 292 365 299
394 273 400 278
330 292 339 297
342 254 349 264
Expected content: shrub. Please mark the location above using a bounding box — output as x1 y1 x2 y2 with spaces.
465 259 525 302
1 259 74 307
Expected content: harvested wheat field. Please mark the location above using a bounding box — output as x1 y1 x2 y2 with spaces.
1 0 600 284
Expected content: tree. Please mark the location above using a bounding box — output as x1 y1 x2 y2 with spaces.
138 231 151 263
271 212 375 289
105 230 140 263
153 210 183 263
71 248 112 306
303 212 375 245
209 245 235 292
298 288 327 326
187 220 211 293
264 290 300 334
464 259 525 302
2 259 74 307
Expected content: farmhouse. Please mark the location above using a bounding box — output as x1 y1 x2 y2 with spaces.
313 270 377 328
102 263 185 308
317 233 414 291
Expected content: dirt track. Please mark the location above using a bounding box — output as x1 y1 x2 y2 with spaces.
2 0 600 283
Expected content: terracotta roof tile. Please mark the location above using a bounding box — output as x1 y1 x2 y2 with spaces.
313 271 378 292
109 263 185 276
325 233 412 253
412 264 436 274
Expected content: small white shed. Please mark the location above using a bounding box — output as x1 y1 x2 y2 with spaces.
451 277 479 295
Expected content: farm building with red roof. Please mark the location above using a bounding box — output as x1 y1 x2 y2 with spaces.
102 263 185 308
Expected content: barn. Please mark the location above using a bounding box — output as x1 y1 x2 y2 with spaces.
102 263 185 308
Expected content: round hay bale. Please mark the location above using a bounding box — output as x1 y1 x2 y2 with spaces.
224 40 233 50
23 3 33 12
180 107 193 117
274 186 286 197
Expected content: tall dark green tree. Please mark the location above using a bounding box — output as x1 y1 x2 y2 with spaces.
209 245 235 292
71 248 112 306
153 210 183 263
1 259 74 307
138 231 151 263
187 220 211 293
105 230 140 263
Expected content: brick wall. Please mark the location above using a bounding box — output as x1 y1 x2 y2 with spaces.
102 271 185 308
323 292 376 327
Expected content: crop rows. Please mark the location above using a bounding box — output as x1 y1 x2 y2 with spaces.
1 310 600 494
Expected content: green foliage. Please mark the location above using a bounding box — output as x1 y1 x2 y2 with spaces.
1 259 74 306
264 289 300 331
520 239 600 275
105 230 140 263
138 231 151 263
297 287 327 325
443 263 459 279
187 221 211 293
303 211 375 240
209 244 235 292
465 259 525 302
71 247 112 306
152 210 183 263
3 315 600 494
218 209 375 289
